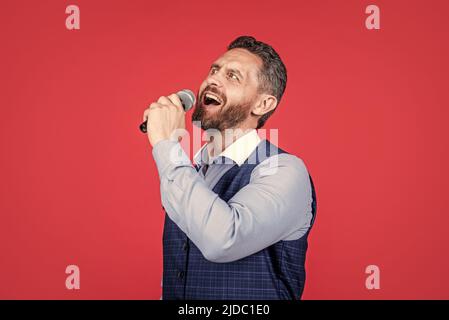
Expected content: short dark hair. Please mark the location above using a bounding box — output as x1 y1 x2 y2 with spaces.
227 35 287 128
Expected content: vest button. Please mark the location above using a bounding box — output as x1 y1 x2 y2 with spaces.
182 241 188 251
177 271 184 279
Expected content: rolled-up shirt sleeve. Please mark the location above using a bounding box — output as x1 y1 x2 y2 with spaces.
152 139 313 263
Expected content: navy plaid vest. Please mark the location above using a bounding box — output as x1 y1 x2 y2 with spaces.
162 139 317 300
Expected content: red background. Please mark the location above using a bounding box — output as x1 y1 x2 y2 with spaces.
1 0 448 299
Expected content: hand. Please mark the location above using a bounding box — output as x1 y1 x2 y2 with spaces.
142 93 186 147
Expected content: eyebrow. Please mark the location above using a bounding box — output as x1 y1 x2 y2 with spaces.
210 63 244 80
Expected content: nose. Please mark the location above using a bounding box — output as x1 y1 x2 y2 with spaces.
205 72 224 88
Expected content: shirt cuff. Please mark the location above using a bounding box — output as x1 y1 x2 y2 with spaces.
151 139 193 180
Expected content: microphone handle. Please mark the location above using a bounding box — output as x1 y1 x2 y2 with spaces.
139 121 148 133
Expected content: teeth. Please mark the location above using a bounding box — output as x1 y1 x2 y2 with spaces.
205 93 221 103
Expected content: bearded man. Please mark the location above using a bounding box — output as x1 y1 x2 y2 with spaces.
143 36 317 300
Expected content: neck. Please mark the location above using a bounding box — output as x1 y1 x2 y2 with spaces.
205 126 255 159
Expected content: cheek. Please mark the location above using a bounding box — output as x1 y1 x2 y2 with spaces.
226 86 244 100
227 88 252 106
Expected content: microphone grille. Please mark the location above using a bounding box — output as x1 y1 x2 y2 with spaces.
177 89 196 111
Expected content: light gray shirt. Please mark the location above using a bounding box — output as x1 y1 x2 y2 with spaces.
152 130 313 263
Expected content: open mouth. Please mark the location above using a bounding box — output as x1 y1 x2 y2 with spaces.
202 92 223 107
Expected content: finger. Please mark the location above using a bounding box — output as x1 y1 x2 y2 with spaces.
143 109 149 122
143 103 162 121
149 102 165 111
167 93 183 111
157 96 172 106
143 107 152 122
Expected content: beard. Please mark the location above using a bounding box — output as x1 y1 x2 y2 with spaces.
191 86 252 131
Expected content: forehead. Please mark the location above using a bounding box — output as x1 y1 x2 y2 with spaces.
213 48 262 78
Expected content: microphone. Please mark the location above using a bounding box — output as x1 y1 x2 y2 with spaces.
139 89 196 133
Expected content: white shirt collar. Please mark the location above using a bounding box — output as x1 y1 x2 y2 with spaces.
193 129 261 167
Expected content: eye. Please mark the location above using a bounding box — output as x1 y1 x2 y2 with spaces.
210 67 218 75
228 72 239 81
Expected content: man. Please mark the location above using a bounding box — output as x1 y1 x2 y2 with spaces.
143 36 317 300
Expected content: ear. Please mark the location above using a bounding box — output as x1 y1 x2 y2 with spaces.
252 94 277 117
